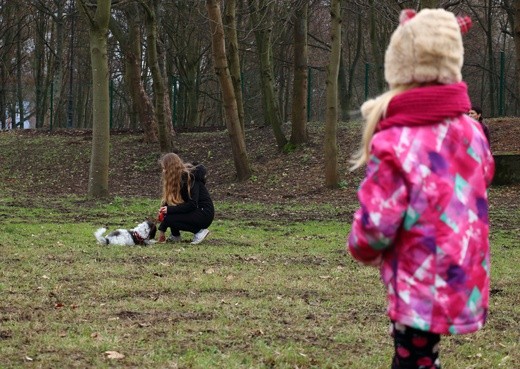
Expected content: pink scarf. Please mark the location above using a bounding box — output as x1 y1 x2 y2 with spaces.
378 82 471 131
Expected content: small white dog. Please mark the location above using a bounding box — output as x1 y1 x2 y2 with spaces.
94 220 157 246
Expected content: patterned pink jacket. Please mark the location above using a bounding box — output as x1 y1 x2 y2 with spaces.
348 82 495 335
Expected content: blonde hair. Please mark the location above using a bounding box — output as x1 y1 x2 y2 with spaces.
159 153 194 205
350 84 418 170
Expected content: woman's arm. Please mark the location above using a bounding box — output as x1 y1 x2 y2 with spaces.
166 180 201 214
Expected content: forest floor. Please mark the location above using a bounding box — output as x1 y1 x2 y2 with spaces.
1 117 519 210
0 116 518 234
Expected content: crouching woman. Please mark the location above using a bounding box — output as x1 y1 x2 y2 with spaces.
157 153 214 245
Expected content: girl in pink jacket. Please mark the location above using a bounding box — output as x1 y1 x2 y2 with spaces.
348 9 494 369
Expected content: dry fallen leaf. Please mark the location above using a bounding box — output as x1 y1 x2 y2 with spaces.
91 332 102 341
104 351 125 359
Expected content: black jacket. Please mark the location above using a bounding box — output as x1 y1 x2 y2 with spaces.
165 164 214 216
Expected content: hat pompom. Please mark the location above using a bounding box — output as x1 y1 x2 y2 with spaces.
399 9 416 25
457 16 472 34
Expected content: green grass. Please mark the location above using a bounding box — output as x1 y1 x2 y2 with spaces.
0 196 519 368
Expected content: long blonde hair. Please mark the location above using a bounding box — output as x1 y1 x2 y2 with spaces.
350 84 418 170
159 153 194 205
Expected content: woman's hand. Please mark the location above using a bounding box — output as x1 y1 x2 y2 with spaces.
159 206 167 214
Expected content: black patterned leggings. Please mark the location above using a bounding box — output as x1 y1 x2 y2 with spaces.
391 322 441 369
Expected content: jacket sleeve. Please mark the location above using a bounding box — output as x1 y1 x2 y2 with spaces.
482 141 495 188
166 180 201 214
347 140 408 263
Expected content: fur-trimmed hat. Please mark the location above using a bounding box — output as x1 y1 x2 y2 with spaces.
384 8 472 88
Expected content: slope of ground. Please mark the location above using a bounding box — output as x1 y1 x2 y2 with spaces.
0 118 518 208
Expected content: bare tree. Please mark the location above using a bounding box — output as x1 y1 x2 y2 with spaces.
109 4 157 143
504 0 520 113
206 0 251 181
248 0 287 149
290 0 309 146
224 0 246 133
32 8 49 128
163 1 209 128
15 2 26 129
140 0 174 153
50 0 68 128
340 9 362 121
78 0 111 198
466 0 498 115
324 0 341 188
368 0 384 94
0 1 17 129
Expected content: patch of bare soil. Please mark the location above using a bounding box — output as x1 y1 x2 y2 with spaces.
488 117 520 153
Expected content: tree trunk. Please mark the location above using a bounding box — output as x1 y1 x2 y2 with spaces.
141 0 173 153
34 10 47 129
156 18 174 137
76 73 90 128
248 0 287 149
163 2 206 128
0 2 15 130
369 0 384 94
0 63 5 129
514 0 520 113
345 12 363 122
110 4 158 141
324 0 341 188
53 1 66 128
486 0 496 116
290 0 308 146
338 53 349 122
78 0 111 198
224 0 245 133
16 4 25 128
206 0 251 181
184 63 200 127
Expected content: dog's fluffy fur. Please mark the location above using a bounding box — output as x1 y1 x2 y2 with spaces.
94 220 157 246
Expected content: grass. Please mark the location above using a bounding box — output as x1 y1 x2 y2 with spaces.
1 195 519 368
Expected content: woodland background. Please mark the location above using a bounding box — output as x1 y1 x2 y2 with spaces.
2 0 519 130
1 0 519 196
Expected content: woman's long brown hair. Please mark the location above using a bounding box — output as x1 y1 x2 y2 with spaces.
159 153 193 205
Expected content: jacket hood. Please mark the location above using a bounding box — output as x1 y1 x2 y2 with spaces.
192 164 207 184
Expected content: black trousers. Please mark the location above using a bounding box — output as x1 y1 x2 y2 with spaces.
158 208 214 235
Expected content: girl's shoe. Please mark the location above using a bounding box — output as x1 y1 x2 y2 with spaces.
167 234 182 243
191 229 210 244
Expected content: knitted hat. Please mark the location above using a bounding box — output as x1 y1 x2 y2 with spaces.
384 8 472 88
